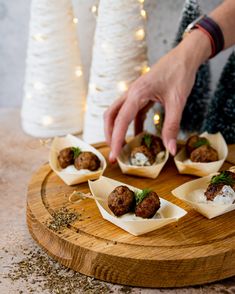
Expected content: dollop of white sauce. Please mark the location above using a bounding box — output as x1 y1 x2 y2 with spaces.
118 212 161 220
213 185 235 205
131 152 151 166
60 165 100 174
130 151 165 166
189 186 235 205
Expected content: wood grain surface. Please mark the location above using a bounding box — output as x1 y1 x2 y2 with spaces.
27 144 235 288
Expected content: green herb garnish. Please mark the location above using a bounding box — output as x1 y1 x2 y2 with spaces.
135 189 151 205
71 147 82 159
193 137 210 148
210 171 235 186
143 134 152 149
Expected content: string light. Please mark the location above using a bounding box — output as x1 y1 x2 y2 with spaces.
73 17 78 24
75 66 83 77
33 82 44 90
91 5 98 16
142 65 150 74
153 113 160 125
42 116 53 126
33 34 46 42
138 0 145 3
135 28 145 41
117 81 128 92
140 9 147 19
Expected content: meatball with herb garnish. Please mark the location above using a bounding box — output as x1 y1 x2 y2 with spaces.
108 186 135 217
130 145 155 166
190 144 218 163
141 134 164 156
205 171 235 203
135 189 161 218
74 151 101 171
185 135 209 156
58 147 75 169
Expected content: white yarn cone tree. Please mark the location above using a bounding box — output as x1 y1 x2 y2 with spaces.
21 0 86 137
83 0 148 143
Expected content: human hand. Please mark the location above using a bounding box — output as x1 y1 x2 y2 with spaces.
104 31 210 163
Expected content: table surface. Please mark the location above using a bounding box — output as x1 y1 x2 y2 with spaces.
1 108 235 294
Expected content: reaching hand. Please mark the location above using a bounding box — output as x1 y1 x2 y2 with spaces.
104 30 210 163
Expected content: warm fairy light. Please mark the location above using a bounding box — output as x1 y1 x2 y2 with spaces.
75 66 83 77
33 82 44 90
140 9 147 19
142 65 150 74
153 113 160 125
73 17 78 24
138 0 145 3
135 28 145 40
117 81 128 92
42 116 53 126
91 5 97 15
33 34 46 42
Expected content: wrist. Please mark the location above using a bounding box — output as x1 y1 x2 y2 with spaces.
177 29 211 71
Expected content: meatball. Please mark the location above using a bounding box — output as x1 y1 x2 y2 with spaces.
205 171 235 200
135 191 161 218
58 147 74 169
205 183 224 201
74 152 100 171
190 145 218 163
108 186 135 217
142 134 164 156
130 145 155 166
185 135 200 156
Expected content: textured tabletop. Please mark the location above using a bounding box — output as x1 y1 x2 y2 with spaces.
0 108 234 294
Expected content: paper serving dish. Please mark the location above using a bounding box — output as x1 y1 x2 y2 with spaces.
88 176 187 236
172 173 235 219
49 134 107 185
117 133 169 179
174 132 228 177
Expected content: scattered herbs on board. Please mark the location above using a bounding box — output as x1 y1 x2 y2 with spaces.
46 207 80 232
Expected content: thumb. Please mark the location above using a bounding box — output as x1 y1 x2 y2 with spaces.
162 98 183 156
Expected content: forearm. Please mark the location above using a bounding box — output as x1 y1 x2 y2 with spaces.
210 0 235 49
175 0 235 72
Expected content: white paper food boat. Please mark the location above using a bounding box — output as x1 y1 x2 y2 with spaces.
88 176 187 236
174 132 228 177
49 134 107 185
172 173 235 219
117 133 169 179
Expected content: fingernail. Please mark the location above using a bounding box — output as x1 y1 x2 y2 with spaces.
168 139 177 156
109 152 116 164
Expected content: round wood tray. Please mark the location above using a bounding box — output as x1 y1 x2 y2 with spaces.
27 143 235 288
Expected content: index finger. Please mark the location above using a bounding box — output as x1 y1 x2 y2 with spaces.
104 95 126 145
109 98 139 162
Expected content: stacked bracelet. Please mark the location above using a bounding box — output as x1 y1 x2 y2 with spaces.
184 15 225 58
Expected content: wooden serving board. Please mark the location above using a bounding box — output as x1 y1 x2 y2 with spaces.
27 143 235 288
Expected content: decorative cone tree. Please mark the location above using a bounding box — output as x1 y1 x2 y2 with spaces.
203 51 235 143
21 0 86 137
83 0 148 143
174 0 211 133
